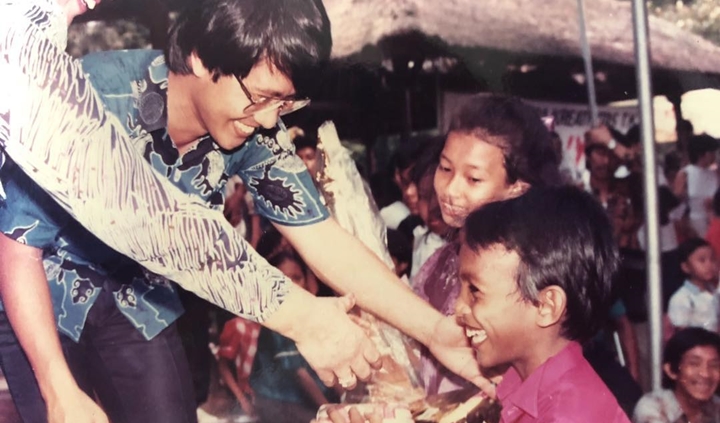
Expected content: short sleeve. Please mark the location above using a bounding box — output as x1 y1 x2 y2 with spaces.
667 290 691 327
233 125 328 227
0 160 67 248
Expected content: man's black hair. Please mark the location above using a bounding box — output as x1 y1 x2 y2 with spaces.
463 186 618 342
166 0 332 98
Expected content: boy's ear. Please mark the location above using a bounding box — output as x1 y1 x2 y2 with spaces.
508 180 530 199
535 286 566 329
189 51 210 78
663 363 678 381
680 260 690 275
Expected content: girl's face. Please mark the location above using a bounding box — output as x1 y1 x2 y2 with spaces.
434 131 526 228
278 259 307 290
666 345 720 404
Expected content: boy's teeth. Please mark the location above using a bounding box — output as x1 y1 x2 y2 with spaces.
85 0 97 10
465 328 487 344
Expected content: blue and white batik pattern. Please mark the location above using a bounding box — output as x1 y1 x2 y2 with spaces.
0 1 327 334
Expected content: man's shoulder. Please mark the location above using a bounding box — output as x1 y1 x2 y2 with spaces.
81 49 164 95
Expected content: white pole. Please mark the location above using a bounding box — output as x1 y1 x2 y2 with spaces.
631 0 663 392
577 0 599 124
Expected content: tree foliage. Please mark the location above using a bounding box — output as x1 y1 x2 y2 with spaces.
648 0 720 45
67 19 151 58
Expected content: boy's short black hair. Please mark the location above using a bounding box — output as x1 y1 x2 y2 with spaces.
448 95 561 187
293 134 318 151
463 186 618 342
678 237 711 264
662 327 720 389
166 0 332 98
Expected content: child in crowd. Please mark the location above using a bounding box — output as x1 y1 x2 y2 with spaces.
667 238 719 332
633 327 720 423
249 251 339 423
413 94 560 394
408 137 449 281
456 186 628 422
375 144 424 236
293 129 321 180
324 186 627 423
705 187 720 259
675 134 719 237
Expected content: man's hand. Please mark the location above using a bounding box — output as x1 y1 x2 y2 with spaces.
426 315 497 398
292 294 381 390
46 385 108 423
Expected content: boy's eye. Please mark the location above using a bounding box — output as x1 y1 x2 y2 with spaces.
438 164 451 173
468 177 482 183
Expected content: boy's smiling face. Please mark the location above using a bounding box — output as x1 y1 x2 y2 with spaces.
457 244 538 371
666 345 720 403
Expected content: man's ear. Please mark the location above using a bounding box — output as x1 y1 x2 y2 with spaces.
189 51 210 78
535 286 567 329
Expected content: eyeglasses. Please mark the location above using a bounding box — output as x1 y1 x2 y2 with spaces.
235 75 310 117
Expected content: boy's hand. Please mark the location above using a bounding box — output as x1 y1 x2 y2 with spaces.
427 315 497 398
313 404 395 423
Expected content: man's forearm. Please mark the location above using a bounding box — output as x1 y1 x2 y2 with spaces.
277 218 441 346
0 235 77 402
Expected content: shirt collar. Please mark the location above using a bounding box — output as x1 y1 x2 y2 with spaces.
497 342 584 419
137 56 221 154
683 279 710 295
136 55 170 134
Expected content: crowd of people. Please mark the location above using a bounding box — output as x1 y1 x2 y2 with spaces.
2 0 720 423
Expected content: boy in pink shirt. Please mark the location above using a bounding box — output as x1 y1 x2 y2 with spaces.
457 186 630 422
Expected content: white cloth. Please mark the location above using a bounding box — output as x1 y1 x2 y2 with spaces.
633 389 720 423
380 201 411 230
685 164 718 236
667 280 719 332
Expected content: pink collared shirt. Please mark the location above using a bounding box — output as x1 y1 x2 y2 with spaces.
496 342 630 423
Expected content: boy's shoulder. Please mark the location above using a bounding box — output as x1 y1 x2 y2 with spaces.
499 343 629 423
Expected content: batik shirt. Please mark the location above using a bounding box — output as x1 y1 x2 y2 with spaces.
633 389 720 423
0 49 329 341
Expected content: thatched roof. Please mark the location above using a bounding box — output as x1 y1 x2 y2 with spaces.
324 0 720 74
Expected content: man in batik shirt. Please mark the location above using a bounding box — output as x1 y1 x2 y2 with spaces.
0 0 491 422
